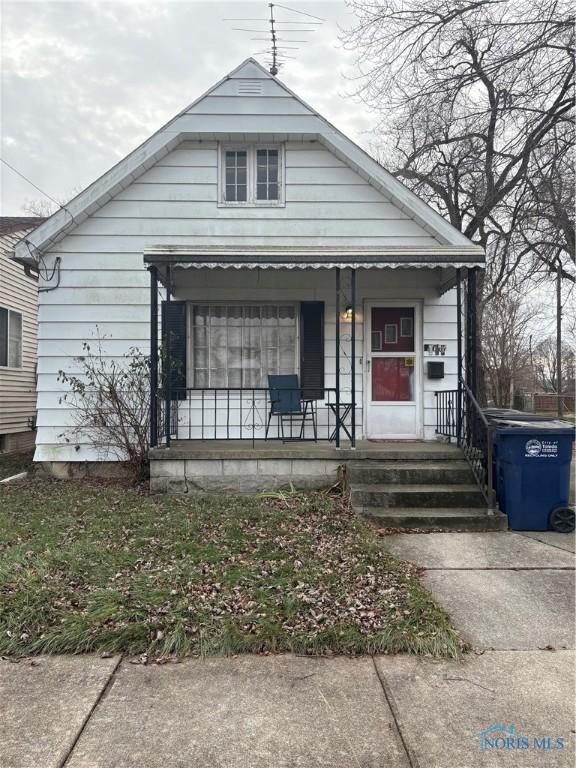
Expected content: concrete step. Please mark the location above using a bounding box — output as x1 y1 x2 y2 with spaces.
347 460 474 485
350 483 486 509
357 507 508 531
351 447 463 461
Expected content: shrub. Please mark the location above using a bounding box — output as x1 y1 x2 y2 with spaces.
58 336 151 481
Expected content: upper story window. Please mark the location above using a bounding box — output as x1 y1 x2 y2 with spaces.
220 145 284 206
225 150 248 202
0 306 22 368
256 148 279 201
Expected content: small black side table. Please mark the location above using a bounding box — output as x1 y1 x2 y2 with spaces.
328 402 355 442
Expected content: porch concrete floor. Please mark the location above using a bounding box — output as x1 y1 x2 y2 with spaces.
150 439 462 461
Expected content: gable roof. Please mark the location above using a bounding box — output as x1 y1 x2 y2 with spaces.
14 58 482 262
0 216 46 235
0 217 45 259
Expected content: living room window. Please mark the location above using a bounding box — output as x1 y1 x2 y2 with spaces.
220 145 284 206
191 303 297 388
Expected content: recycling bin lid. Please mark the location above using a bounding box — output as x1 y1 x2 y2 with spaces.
483 408 552 422
491 418 575 434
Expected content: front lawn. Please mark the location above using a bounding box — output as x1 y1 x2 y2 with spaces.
0 479 462 658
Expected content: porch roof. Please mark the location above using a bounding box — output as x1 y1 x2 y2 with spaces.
143 244 484 271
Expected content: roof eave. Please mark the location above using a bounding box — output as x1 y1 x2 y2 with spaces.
143 244 485 267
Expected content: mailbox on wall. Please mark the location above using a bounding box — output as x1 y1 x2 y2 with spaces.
427 361 445 379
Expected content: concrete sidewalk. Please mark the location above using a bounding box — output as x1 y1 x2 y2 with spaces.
383 531 575 650
1 532 574 768
379 530 575 767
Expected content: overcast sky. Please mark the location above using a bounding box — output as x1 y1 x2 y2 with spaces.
0 0 375 215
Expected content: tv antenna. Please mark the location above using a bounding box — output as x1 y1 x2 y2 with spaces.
224 3 325 76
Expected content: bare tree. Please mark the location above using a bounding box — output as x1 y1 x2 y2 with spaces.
23 198 60 218
343 0 574 401
23 187 83 218
531 336 575 393
343 0 574 284
481 293 534 406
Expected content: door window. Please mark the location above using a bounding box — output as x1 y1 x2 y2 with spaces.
371 307 415 402
371 308 414 352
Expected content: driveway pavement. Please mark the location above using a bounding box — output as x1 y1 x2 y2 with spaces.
1 532 574 768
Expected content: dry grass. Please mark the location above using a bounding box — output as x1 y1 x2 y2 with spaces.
0 478 462 659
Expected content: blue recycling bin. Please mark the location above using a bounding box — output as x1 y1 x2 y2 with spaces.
484 409 559 504
493 420 575 531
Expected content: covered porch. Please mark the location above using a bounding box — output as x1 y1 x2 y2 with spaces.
143 246 494 503
145 245 483 452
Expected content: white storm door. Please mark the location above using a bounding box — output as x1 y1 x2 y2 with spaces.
365 302 422 439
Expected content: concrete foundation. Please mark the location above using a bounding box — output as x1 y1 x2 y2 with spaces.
150 457 341 494
41 461 131 480
0 429 36 453
148 440 463 495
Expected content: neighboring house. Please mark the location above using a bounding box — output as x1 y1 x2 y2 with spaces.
0 217 44 453
12 59 486 494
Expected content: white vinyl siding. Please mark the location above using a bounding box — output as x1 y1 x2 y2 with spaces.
59 140 439 247
29 65 460 460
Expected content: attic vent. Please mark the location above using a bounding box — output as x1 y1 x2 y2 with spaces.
237 81 263 95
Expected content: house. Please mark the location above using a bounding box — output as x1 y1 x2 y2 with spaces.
0 217 45 453
12 59 495 513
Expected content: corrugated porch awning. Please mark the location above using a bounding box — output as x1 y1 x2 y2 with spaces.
143 244 485 270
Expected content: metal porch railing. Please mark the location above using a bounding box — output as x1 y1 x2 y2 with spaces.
435 379 497 510
155 387 353 448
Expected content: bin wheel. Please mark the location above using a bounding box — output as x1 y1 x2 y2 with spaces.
549 507 575 533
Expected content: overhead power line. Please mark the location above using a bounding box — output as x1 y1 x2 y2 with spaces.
0 156 63 209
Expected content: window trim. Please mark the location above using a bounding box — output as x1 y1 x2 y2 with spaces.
218 144 285 207
0 305 23 370
187 301 299 388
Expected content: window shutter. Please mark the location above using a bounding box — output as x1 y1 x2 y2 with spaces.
161 301 187 400
300 302 324 400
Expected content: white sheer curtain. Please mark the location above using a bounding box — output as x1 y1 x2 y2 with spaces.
192 304 296 388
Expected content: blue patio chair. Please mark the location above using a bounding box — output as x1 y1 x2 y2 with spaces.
265 374 317 442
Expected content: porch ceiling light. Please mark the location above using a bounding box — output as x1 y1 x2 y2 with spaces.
343 305 354 320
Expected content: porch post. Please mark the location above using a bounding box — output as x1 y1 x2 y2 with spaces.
148 265 159 448
164 264 172 448
456 268 462 445
335 267 341 448
466 267 478 397
350 267 356 448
